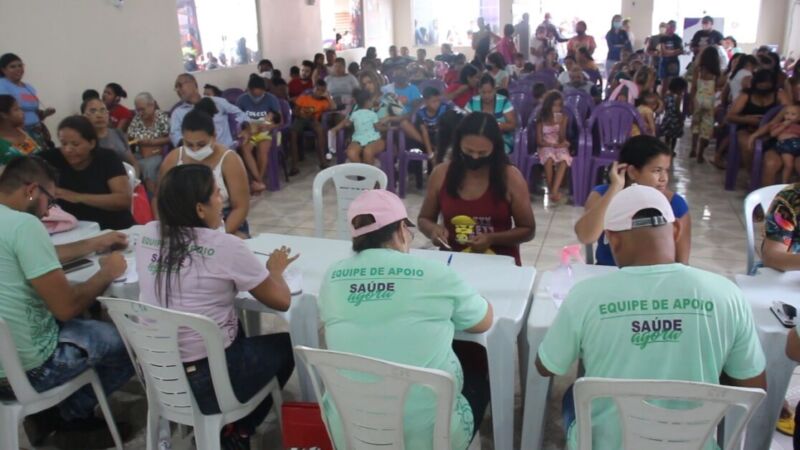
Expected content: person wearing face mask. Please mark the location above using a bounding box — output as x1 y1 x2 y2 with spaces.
575 135 691 266
567 21 596 59
137 164 295 450
236 74 282 193
40 116 134 230
419 113 535 265
690 16 724 56
726 69 782 173
158 99 251 238
605 14 632 78
464 75 516 153
319 188 494 450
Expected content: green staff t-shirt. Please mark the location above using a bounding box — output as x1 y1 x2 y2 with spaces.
538 263 766 450
318 248 489 450
0 204 61 378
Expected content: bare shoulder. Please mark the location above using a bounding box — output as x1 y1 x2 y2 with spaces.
429 162 450 189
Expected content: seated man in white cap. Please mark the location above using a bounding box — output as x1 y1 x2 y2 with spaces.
536 184 767 450
318 188 493 450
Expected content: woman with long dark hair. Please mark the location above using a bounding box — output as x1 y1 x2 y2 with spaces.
418 112 534 265
158 98 251 238
464 75 517 153
136 164 295 449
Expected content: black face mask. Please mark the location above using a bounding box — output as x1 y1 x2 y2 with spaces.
463 155 491 170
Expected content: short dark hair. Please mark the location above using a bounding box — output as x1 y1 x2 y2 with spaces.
0 155 57 194
203 83 222 96
334 57 346 65
0 53 21 78
422 86 440 99
247 73 267 90
315 79 327 88
459 64 480 85
182 98 217 135
79 97 104 114
0 94 17 116
58 115 97 143
702 15 713 23
619 135 671 169
351 215 403 252
668 77 688 94
290 66 300 76
82 89 100 102
301 60 314 69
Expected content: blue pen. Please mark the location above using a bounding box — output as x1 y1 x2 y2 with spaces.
447 254 453 266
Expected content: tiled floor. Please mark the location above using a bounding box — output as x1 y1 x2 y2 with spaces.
21 133 784 449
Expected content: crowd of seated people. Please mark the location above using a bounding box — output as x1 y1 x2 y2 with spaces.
2 9 800 449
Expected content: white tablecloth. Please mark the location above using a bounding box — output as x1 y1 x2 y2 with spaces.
242 233 535 450
50 221 101 245
521 264 616 450
735 268 800 450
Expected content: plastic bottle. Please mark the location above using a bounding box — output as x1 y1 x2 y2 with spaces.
547 244 584 306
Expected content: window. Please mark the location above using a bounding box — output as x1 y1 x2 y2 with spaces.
652 0 760 44
175 0 261 72
412 0 500 47
320 0 365 50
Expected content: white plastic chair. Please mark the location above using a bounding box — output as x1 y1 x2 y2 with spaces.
574 377 765 450
122 161 138 191
0 316 123 450
295 345 480 450
98 297 283 450
744 184 787 275
312 163 388 239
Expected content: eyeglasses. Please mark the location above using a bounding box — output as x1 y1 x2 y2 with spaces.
37 185 58 209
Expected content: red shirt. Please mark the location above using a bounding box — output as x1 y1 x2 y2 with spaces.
109 104 134 129
446 83 477 109
444 69 459 87
288 78 313 98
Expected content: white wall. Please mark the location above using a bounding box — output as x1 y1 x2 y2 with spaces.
0 0 392 141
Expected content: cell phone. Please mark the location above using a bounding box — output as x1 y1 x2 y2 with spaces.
62 258 93 274
770 301 797 328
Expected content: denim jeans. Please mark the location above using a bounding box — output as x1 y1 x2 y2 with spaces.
184 331 294 435
0 319 135 421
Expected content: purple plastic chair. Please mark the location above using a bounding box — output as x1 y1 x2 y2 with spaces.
260 99 292 191
726 105 784 191
386 127 426 198
564 91 594 122
522 72 559 91
222 88 244 105
579 102 648 205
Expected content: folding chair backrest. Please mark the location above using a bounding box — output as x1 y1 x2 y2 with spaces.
312 164 388 240
294 346 455 450
0 316 39 402
574 377 765 450
744 184 788 274
98 297 239 424
587 101 647 157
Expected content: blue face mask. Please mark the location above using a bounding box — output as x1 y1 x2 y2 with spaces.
613 21 622 30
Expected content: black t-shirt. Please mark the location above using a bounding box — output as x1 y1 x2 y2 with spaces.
691 29 724 50
41 147 135 230
660 34 684 62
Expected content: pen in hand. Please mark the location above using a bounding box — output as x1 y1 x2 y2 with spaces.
436 236 452 250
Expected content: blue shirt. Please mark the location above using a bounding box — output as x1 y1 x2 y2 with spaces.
593 184 689 266
382 83 421 115
169 96 248 148
0 78 40 126
414 103 451 136
605 30 632 61
235 92 281 121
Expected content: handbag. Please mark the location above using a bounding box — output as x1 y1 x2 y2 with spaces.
132 184 154 225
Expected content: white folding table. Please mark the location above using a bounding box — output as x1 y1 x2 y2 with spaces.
240 233 536 450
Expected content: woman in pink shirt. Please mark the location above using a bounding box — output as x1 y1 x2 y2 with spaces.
135 164 296 449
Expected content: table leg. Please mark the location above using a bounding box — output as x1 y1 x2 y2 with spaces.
744 356 796 450
289 294 321 402
485 325 516 450
521 326 551 450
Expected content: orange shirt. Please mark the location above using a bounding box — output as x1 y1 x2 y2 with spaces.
295 95 332 120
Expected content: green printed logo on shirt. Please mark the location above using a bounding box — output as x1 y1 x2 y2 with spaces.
598 297 715 350
332 265 426 306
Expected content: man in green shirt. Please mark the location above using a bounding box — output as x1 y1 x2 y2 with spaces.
0 156 133 446
319 189 493 450
536 185 766 449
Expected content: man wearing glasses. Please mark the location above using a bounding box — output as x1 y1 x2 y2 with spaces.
0 156 134 447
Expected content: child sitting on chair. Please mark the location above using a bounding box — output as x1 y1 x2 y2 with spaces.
536 90 571 203
771 104 800 183
330 88 389 164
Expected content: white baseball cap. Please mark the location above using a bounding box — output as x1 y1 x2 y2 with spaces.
603 184 675 232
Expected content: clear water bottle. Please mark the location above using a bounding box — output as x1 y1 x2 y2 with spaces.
547 245 583 306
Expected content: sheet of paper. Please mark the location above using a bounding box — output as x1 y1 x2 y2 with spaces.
284 265 303 295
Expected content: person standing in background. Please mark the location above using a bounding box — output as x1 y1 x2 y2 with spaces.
622 18 636 50
605 14 632 77
0 54 55 150
515 13 531 62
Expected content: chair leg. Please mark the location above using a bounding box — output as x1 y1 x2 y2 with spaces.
145 407 162 450
0 404 23 450
195 415 224 450
90 373 124 450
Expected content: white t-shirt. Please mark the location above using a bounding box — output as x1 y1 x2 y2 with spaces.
729 69 752 103
135 222 268 362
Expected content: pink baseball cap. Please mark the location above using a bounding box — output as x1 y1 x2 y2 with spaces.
347 189 414 237
603 184 675 232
